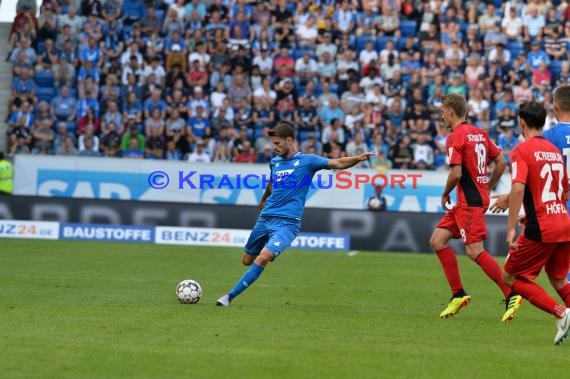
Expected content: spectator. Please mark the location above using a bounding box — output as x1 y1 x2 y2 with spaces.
121 124 145 152
544 26 567 61
188 140 211 163
55 135 78 156
122 138 145 159
234 140 256 163
411 132 435 170
79 136 101 157
142 108 163 136
390 135 414 169
145 127 165 159
502 7 523 41
523 6 546 42
31 119 55 155
100 122 121 157
319 97 345 128
256 144 273 163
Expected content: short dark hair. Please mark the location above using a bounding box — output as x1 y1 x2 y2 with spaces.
268 121 295 139
554 85 570 112
0 152 4 160
519 101 547 130
441 94 467 118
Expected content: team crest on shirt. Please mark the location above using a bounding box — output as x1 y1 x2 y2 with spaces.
293 160 300 166
275 163 280 167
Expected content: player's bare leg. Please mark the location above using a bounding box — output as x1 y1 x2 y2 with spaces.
242 253 256 266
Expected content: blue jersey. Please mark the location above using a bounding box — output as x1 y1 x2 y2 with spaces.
261 152 330 221
543 122 570 213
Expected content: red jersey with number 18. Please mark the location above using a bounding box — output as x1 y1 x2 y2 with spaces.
510 136 570 243
446 123 501 208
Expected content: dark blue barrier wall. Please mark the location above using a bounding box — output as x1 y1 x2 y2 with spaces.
0 195 510 255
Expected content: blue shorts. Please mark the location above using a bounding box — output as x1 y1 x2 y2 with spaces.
244 216 301 258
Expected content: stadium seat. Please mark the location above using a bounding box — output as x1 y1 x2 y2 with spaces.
376 36 394 51
399 20 417 37
506 41 524 58
37 41 45 55
293 49 314 60
356 36 375 53
155 9 165 25
255 127 265 139
36 87 56 103
34 71 55 88
298 130 318 143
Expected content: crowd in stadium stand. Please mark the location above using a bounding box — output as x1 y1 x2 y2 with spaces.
5 0 570 170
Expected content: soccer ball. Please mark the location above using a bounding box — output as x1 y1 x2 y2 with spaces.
367 196 387 211
176 279 202 304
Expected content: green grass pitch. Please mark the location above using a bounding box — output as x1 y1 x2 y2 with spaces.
0 239 568 379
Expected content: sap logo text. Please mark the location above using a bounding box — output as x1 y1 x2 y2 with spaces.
37 170 149 200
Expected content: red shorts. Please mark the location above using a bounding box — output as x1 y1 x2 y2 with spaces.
436 206 487 245
504 233 570 281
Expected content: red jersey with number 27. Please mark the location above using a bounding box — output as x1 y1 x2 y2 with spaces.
510 137 570 243
446 123 501 208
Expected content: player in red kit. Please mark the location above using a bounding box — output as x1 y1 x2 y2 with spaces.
429 94 523 321
501 101 570 345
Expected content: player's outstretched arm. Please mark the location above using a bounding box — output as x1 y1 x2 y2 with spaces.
441 165 462 211
328 151 375 170
488 152 507 191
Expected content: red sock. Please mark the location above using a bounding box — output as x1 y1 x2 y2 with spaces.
556 284 570 307
513 278 566 318
475 251 511 297
436 247 463 295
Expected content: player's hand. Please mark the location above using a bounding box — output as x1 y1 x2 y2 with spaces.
357 151 376 161
489 194 509 213
441 193 451 211
506 227 519 251
518 215 527 228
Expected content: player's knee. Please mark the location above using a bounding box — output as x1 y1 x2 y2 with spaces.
465 244 484 261
255 249 274 267
548 276 567 291
429 233 444 251
241 253 255 266
502 271 515 287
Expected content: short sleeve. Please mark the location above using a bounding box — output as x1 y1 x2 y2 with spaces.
446 133 463 166
307 154 330 172
510 148 528 185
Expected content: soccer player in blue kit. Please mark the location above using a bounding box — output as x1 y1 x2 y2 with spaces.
216 121 374 306
543 86 570 215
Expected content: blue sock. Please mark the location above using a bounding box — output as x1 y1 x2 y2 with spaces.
228 262 265 300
